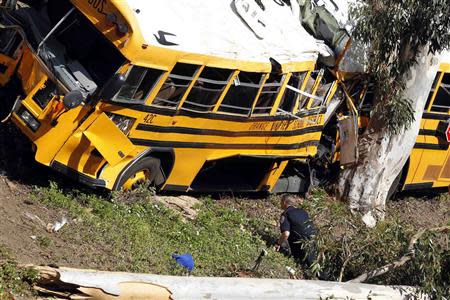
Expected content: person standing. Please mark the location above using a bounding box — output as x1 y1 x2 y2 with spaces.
274 195 317 268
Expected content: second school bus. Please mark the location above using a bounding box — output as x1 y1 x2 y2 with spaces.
0 0 340 192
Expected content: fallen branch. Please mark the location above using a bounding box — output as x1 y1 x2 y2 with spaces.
348 226 449 283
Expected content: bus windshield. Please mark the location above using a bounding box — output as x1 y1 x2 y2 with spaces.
8 2 125 96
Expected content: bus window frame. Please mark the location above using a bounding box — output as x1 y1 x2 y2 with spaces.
428 72 450 114
293 71 313 113
275 72 309 114
306 69 325 109
181 66 235 113
148 63 203 109
217 71 266 117
425 72 442 112
212 70 239 113
251 74 287 116
112 64 166 105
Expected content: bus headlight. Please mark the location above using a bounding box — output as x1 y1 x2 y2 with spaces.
17 107 40 132
107 113 135 135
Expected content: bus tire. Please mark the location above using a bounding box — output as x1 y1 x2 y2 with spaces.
116 157 165 191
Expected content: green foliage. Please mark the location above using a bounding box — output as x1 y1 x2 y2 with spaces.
351 0 450 134
32 182 293 278
302 189 449 299
0 247 38 298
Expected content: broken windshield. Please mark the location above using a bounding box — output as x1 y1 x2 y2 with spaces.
6 1 125 96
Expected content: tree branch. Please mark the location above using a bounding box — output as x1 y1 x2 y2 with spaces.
348 226 449 283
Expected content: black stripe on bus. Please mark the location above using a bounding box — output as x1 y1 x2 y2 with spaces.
106 102 325 122
414 143 449 151
419 129 442 137
130 138 320 150
422 112 450 121
403 182 433 191
136 124 324 137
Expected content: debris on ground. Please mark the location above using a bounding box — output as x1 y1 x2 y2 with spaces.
46 216 68 233
154 196 200 221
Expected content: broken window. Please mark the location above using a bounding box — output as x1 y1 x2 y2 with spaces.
311 80 333 108
430 73 450 113
218 72 263 116
278 72 307 113
152 63 200 109
425 72 441 111
34 80 58 109
253 74 284 115
0 29 22 58
181 67 233 112
114 66 164 103
297 72 315 110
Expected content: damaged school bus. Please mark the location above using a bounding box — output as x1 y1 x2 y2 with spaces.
0 0 342 192
400 58 450 192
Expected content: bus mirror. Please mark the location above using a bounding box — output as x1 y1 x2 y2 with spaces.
100 73 126 100
63 90 85 109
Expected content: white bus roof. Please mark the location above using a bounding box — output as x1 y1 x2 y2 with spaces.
125 0 318 65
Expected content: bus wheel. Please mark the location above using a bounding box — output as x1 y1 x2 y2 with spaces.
118 157 164 191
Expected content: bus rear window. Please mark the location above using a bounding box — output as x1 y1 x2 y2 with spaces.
182 67 233 112
218 72 263 116
114 66 164 103
152 63 200 109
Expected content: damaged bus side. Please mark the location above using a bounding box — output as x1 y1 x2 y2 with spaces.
0 0 342 193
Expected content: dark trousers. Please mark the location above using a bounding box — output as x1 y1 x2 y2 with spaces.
289 239 317 268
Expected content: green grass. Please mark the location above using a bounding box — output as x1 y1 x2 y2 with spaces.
0 246 38 299
31 182 294 278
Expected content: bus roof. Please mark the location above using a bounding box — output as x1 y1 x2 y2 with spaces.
125 0 318 65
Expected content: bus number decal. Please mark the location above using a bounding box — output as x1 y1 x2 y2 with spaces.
143 113 157 124
87 0 106 14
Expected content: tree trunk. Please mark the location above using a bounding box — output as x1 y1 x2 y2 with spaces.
338 49 440 227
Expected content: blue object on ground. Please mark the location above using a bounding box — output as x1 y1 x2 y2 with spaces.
172 253 195 272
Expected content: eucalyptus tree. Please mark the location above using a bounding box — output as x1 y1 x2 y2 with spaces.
338 0 450 226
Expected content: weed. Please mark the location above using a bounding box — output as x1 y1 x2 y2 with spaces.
0 246 38 298
36 236 52 248
32 182 294 278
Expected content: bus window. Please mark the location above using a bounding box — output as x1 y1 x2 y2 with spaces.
114 66 164 103
311 81 332 108
431 73 450 113
182 67 233 112
152 63 200 108
298 72 315 109
34 80 58 109
218 72 263 116
253 74 284 115
425 72 441 111
278 72 307 113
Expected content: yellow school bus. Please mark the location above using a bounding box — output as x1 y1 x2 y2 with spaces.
340 60 450 196
399 61 450 192
0 0 340 192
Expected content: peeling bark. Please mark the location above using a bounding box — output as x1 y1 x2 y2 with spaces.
338 50 441 227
